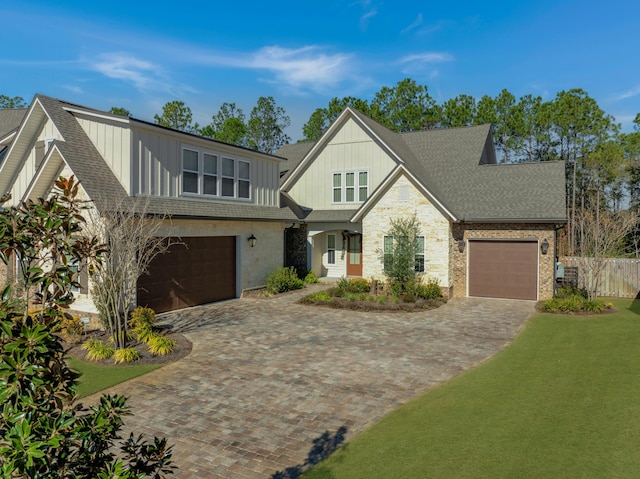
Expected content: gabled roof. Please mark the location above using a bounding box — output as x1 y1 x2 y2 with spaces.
276 108 566 223
0 108 27 139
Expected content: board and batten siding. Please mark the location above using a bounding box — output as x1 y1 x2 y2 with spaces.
9 118 62 205
75 115 132 194
130 128 281 206
287 117 397 209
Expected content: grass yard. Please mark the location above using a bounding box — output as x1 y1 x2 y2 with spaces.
67 357 161 399
304 298 640 479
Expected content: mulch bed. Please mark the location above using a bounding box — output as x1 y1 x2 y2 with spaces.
63 324 192 366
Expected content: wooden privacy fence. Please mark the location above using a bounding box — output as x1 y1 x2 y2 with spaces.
559 256 640 298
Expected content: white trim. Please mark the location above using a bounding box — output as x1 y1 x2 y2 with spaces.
331 168 369 205
62 106 131 124
351 165 457 223
22 144 64 202
281 106 404 191
327 233 336 265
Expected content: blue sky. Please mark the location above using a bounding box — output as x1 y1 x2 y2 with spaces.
1 0 638 141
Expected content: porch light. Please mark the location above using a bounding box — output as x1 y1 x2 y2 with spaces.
541 238 549 255
457 240 465 253
248 234 257 248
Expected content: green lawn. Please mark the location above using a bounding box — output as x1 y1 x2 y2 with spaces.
304 298 640 479
67 357 161 399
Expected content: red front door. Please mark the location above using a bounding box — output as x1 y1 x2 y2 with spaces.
346 234 363 277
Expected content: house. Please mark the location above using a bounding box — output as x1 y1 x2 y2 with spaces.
277 107 566 301
0 94 298 313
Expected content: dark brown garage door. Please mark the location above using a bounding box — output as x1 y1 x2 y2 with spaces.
137 236 236 313
468 240 538 300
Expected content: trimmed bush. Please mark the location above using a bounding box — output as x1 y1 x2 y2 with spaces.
147 335 177 356
556 285 588 299
337 277 371 294
304 270 320 284
413 278 443 300
113 347 140 364
56 315 84 344
266 266 304 293
82 339 115 361
130 306 156 330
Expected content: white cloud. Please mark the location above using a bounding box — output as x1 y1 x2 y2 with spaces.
399 52 454 64
615 85 640 101
401 13 424 34
192 45 355 95
360 9 377 30
91 53 160 90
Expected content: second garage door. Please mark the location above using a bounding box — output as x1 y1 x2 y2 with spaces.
137 236 237 313
468 240 538 300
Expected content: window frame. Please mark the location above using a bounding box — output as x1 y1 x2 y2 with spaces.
383 235 426 273
331 169 369 204
181 146 252 201
327 234 336 265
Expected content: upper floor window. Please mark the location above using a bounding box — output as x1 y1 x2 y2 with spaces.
182 147 251 200
332 170 368 203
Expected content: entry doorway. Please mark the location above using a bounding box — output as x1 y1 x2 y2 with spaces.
346 234 363 276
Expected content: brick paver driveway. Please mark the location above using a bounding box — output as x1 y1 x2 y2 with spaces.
88 286 534 478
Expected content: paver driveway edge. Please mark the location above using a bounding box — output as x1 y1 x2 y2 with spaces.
85 286 535 479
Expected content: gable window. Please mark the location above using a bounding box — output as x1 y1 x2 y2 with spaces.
181 147 251 200
332 170 368 204
327 234 336 265
383 235 425 273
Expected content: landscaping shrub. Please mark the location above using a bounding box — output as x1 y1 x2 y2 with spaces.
147 334 177 356
113 347 141 364
56 314 85 344
556 285 588 299
337 277 371 294
303 290 332 303
266 266 304 293
558 295 585 312
413 277 443 300
82 338 115 361
304 270 320 284
130 306 157 329
583 299 607 313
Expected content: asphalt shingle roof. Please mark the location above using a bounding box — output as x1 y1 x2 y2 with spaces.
0 108 27 138
33 96 298 221
277 109 566 223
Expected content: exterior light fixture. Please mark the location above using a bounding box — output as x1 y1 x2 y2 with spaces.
457 240 465 253
541 238 549 255
248 234 257 248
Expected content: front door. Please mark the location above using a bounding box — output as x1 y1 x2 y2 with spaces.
346 234 363 277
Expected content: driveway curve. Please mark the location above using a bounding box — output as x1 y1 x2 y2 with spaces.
87 285 534 478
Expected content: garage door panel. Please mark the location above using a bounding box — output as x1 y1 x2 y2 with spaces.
137 236 236 313
469 241 538 300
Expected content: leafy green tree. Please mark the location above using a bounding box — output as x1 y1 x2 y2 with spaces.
370 78 440 132
0 95 26 109
154 100 199 133
440 94 476 128
246 96 290 154
109 106 131 117
200 102 247 146
302 97 370 141
383 214 422 292
475 89 522 163
0 177 174 477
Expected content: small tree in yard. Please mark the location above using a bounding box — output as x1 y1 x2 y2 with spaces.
87 196 178 350
0 177 174 477
382 214 422 293
573 208 637 299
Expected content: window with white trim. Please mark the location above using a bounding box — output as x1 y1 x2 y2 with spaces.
327 234 336 265
332 170 368 203
181 148 251 200
383 235 425 273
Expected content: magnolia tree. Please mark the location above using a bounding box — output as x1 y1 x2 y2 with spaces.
0 177 174 477
87 195 178 350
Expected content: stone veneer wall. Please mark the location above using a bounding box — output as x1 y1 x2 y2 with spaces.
450 223 557 300
362 174 451 289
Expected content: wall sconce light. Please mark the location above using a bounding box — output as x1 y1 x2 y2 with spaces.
457 240 465 253
541 238 549 255
248 234 257 248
